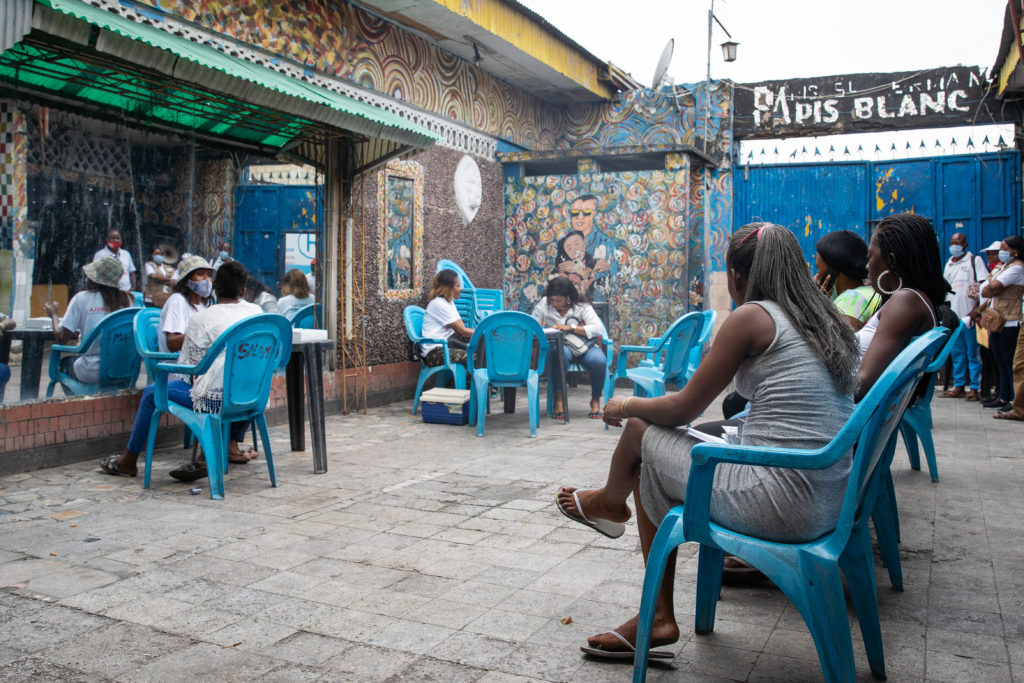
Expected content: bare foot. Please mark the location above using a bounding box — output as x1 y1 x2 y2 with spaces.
557 486 632 524
588 613 679 651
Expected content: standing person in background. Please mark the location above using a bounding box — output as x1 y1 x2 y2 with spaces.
143 247 177 307
277 269 315 321
940 232 988 401
306 258 317 293
211 241 233 272
971 236 1024 411
978 240 1004 400
93 229 137 291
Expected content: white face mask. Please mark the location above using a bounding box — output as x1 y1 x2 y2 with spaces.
187 277 212 298
152 254 164 264
999 250 1013 264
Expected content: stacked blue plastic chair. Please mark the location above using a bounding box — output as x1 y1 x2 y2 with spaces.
144 315 292 500
896 321 963 482
403 305 468 415
632 329 947 682
685 310 717 379
466 311 548 438
46 308 142 397
436 259 504 324
289 303 321 329
614 312 705 397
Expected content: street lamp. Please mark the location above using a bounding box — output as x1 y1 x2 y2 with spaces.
704 0 737 152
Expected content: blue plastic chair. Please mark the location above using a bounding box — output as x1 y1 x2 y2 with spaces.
289 303 321 329
436 259 504 324
614 312 705 397
897 321 963 482
685 310 717 379
46 308 142 397
130 291 144 308
546 318 615 416
403 306 468 415
144 314 292 500
466 311 548 438
632 329 948 683
134 308 179 382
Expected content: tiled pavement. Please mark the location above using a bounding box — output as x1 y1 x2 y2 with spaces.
0 387 1022 682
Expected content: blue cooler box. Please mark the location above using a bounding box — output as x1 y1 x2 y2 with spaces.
420 388 471 425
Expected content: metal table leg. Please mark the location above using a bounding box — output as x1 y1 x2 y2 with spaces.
285 350 305 452
303 345 328 474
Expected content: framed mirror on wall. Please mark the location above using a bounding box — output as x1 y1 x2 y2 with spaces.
378 159 423 299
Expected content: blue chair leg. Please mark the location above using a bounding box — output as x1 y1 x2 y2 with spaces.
693 543 725 635
413 370 431 415
904 408 939 481
839 528 887 680
633 511 687 683
256 416 277 487
899 420 922 472
527 373 539 438
143 412 162 490
221 422 232 476
474 374 488 437
793 556 856 683
871 480 904 591
195 419 224 500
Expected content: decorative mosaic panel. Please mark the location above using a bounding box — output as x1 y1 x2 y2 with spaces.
505 167 701 349
378 159 423 300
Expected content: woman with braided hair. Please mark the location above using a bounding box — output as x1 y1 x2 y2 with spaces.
554 223 859 659
856 213 946 401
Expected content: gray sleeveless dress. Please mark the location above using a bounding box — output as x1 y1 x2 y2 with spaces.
638 300 855 543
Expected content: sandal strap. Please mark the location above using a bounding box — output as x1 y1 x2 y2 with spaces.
607 630 635 652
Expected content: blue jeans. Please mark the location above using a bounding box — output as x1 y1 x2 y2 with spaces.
549 344 606 399
950 324 983 390
127 381 247 454
991 326 1020 401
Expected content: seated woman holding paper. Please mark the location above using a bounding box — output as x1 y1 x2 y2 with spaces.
531 275 606 419
555 223 859 658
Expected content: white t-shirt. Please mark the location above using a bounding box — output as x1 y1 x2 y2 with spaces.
943 253 988 317
421 296 460 354
93 247 136 291
305 272 315 292
158 292 209 353
143 261 176 298
178 301 263 411
60 291 113 384
277 294 315 321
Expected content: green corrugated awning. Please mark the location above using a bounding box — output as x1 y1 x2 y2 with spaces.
0 0 439 154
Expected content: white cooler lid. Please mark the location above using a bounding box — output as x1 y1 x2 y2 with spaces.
420 388 471 403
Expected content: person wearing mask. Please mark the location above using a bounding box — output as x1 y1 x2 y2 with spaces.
93 229 137 291
970 236 1024 410
276 269 315 321
940 233 988 401
211 241 233 272
159 255 214 353
100 261 263 479
306 259 317 293
143 247 177 308
44 258 135 385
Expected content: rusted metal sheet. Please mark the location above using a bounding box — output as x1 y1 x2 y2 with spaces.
735 67 1015 139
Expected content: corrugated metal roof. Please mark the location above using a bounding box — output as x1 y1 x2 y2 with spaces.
38 0 440 149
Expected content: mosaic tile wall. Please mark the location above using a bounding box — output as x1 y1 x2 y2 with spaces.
0 101 29 319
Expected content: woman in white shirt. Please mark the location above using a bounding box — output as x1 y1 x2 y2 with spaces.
971 234 1024 410
421 269 474 367
276 269 316 321
532 275 607 419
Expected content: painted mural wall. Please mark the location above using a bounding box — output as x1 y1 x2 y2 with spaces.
134 0 563 150
504 161 700 349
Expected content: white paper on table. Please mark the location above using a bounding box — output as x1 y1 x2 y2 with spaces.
543 327 559 334
683 427 727 444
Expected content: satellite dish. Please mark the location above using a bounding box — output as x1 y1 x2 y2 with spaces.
651 38 674 90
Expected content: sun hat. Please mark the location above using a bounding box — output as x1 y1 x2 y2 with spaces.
176 254 212 280
83 257 124 288
983 240 1003 252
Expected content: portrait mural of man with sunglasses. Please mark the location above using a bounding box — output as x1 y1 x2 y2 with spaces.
557 194 619 302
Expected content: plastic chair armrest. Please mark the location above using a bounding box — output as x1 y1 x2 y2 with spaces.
155 361 202 376
50 343 83 354
690 441 850 471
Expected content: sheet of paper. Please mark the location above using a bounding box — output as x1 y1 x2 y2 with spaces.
684 428 727 444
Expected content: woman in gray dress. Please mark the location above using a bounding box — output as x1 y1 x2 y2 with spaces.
556 223 860 659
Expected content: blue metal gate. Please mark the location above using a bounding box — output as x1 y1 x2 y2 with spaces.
733 152 1020 263
233 184 322 288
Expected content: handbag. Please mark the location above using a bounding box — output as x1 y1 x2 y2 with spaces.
981 307 1006 334
563 332 596 359
976 324 989 348
966 254 981 299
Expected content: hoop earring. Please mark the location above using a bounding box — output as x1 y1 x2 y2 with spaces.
877 269 903 296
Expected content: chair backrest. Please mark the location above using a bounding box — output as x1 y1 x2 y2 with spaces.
130 291 144 307
133 308 164 378
925 321 963 373
71 307 142 388
436 259 474 290
217 314 293 421
290 303 320 329
403 305 426 344
655 312 705 381
467 311 549 383
835 328 948 538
